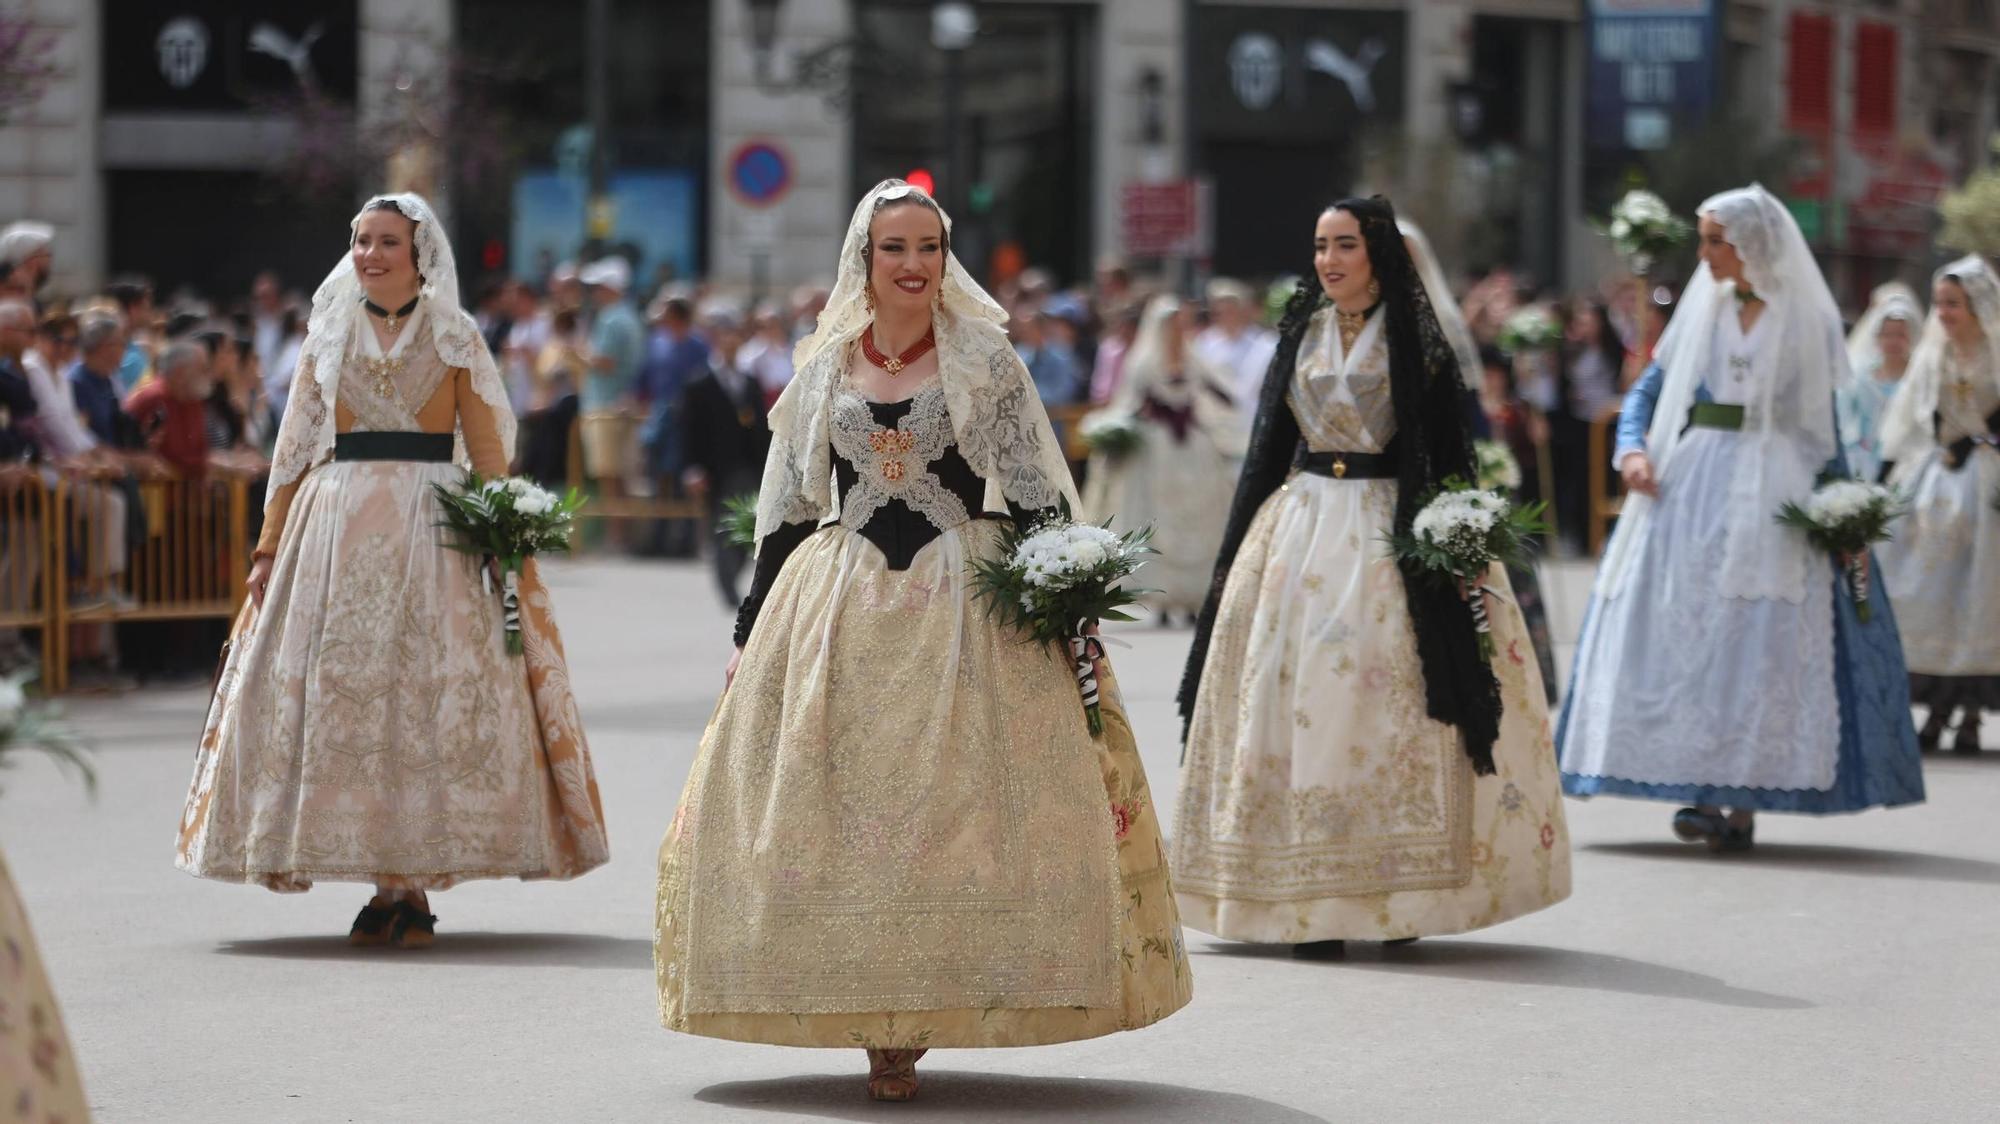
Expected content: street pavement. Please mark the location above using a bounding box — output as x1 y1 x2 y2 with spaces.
3 556 1997 1123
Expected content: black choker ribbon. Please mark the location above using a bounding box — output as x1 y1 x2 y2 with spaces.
362 294 421 327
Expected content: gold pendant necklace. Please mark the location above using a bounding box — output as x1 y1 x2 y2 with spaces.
1335 305 1372 355
361 354 409 401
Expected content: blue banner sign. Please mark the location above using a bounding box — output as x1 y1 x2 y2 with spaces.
1586 0 1719 151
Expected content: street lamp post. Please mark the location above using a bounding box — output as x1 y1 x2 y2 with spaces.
932 3 976 219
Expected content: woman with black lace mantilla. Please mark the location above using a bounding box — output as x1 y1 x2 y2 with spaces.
652 181 1189 1103
1173 196 1570 957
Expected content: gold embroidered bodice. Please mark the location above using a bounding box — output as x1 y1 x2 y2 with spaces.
1936 345 2000 445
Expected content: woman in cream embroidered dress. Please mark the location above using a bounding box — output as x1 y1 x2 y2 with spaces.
1876 257 2000 753
176 195 609 945
1080 295 1242 620
1174 197 1569 953
654 181 1189 1102
1 849 91 1122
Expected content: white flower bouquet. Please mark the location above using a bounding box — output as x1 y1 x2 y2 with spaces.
971 508 1153 736
1603 189 1693 276
1474 440 1523 493
433 474 587 655
1386 479 1550 659
1079 411 1146 460
1497 307 1562 354
0 671 90 796
1777 479 1904 622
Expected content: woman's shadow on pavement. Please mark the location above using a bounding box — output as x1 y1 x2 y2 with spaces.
212 931 651 969
695 1073 1331 1124
1196 939 1812 1010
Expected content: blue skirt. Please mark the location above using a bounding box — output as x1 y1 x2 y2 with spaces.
1559 553 1925 814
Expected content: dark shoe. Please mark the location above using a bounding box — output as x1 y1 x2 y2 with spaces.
347 898 395 947
1711 822 1755 853
1292 939 1346 960
1917 717 1944 752
1953 719 1982 755
1383 937 1420 949
1672 808 1725 844
388 901 436 949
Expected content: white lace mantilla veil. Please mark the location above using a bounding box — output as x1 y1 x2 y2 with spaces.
1879 255 2000 467
1597 183 1843 603
754 179 1080 545
1845 280 1923 378
1400 219 1481 388
264 192 516 510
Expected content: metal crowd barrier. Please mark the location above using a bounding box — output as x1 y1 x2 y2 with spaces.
19 473 252 693
0 475 57 680
1587 409 1625 556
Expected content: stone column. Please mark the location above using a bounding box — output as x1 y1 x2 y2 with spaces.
0 0 102 296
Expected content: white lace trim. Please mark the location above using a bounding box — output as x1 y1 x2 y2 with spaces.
831 380 969 534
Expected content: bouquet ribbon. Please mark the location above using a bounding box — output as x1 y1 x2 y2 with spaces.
1459 572 1514 661
1068 622 1107 737
482 557 526 656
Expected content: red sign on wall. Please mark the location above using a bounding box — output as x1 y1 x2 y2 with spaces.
1120 180 1213 258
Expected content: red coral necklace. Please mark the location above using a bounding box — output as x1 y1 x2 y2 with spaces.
860 322 937 376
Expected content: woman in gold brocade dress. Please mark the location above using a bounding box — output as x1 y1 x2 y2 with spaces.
1174 196 1570 955
653 180 1190 1102
176 194 609 946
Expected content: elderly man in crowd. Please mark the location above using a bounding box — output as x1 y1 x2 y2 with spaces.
579 257 644 548
124 340 213 480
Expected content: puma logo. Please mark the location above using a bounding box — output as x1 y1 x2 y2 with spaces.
1305 38 1388 113
249 21 325 87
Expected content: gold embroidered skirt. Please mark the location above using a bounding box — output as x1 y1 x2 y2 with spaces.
1173 475 1570 942
1 848 92 1122
176 460 610 892
655 520 1191 1048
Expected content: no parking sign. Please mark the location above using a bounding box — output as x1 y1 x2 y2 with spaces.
728 141 792 208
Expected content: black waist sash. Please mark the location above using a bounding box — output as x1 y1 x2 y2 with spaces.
1300 448 1398 480
333 432 455 463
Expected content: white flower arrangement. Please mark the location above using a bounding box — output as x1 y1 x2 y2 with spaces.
1777 478 1904 621
1603 189 1693 275
971 510 1153 735
1497 307 1562 354
1388 480 1549 659
433 473 588 654
1474 440 1523 493
1079 411 1146 459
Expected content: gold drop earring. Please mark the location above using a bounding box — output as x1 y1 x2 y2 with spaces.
864 284 877 313
1367 277 1381 301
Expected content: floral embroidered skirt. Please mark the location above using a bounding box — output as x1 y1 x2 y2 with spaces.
656 519 1191 1048
1174 474 1571 943
1081 420 1236 617
176 460 610 892
1 849 91 1122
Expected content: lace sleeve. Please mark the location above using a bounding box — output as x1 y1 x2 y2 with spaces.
264 349 330 506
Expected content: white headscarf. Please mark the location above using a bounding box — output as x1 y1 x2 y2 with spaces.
1879 255 2000 468
1399 220 1480 388
1102 295 1244 455
756 179 1079 545
265 192 515 507
1845 280 1923 380
1599 183 1843 603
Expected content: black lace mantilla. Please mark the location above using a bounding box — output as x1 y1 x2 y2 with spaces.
1177 196 1502 776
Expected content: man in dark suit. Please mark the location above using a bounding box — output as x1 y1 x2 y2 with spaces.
678 309 771 607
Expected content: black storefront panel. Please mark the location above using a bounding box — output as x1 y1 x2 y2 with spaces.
1193 6 1406 280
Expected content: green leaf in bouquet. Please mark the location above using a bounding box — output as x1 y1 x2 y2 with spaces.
720 492 760 549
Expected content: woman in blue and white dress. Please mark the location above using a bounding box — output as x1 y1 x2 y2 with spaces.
1558 185 1924 851
1875 257 2000 753
1838 281 1922 485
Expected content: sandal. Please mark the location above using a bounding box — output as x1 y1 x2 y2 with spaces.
347 898 395 947
388 901 437 949
1383 937 1420 948
865 1048 926 1102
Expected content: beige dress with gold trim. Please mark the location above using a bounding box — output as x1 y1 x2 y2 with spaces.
176 309 609 891
1 849 91 1122
1173 306 1570 942
655 373 1190 1048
